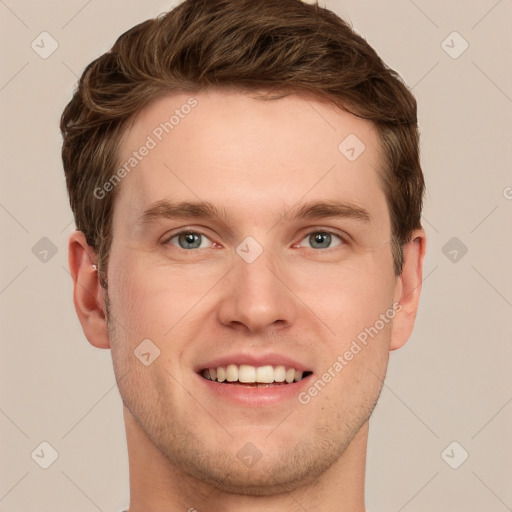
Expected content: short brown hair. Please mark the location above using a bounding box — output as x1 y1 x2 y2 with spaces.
61 0 424 287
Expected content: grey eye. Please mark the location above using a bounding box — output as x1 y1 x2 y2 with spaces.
167 231 213 249
297 231 343 249
309 232 332 249
180 233 201 249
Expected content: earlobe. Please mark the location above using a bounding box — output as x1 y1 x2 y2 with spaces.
390 229 427 351
68 231 110 349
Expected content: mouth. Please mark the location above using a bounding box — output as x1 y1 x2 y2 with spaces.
199 364 313 387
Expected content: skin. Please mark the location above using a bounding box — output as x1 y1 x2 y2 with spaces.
69 88 426 512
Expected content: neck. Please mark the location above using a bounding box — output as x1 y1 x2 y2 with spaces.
124 406 368 512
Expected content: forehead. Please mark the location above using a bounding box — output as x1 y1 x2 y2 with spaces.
112 88 388 231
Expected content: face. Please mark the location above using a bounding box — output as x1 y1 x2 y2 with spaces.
105 89 402 494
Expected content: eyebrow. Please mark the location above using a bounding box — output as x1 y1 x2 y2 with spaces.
289 200 370 223
136 200 228 227
135 199 371 227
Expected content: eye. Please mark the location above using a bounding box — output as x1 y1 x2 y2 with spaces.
297 231 344 249
166 231 214 250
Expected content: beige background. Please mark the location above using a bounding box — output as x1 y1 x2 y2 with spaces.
1 0 511 510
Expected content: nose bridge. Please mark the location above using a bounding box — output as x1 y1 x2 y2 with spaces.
238 243 280 294
217 239 297 332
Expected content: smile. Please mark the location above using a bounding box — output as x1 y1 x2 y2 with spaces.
200 364 312 385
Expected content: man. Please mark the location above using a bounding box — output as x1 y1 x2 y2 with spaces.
61 0 426 510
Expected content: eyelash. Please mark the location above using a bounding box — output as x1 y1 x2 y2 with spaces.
163 229 347 250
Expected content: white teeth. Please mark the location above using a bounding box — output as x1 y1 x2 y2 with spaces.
226 364 238 382
256 365 274 383
202 364 309 384
238 364 256 383
274 365 286 382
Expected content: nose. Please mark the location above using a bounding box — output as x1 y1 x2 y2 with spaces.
216 244 298 334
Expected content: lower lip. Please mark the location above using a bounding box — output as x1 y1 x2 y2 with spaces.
196 373 313 406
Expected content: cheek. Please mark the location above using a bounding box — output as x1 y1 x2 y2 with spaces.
106 258 184 408
302 265 396 395
107 253 215 350
304 262 397 336
107 254 169 343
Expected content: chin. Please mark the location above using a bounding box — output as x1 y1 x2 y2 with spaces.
159 432 345 497
185 456 323 496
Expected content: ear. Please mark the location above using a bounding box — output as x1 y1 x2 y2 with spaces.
68 231 110 349
390 229 427 351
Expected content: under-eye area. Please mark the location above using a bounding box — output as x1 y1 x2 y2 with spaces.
199 364 313 387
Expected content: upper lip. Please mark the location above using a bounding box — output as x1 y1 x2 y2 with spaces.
195 352 312 373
